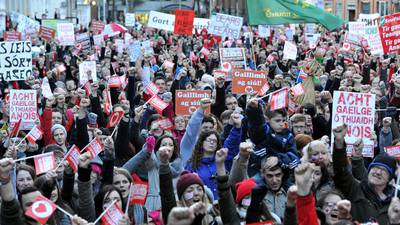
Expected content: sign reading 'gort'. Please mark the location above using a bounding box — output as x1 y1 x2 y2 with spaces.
0 41 32 81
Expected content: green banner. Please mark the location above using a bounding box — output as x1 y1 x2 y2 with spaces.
247 0 344 31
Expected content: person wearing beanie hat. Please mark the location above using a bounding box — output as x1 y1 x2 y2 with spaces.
176 171 205 204
235 178 257 219
333 124 397 224
51 124 67 150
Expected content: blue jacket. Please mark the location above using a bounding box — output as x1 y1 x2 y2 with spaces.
185 126 242 200
180 109 204 166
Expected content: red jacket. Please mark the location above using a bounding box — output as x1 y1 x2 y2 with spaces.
42 107 55 145
296 193 319 225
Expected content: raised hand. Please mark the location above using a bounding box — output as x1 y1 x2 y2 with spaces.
78 152 92 169
351 138 363 159
239 142 254 158
294 162 315 196
159 146 173 165
199 98 211 112
215 148 228 165
337 200 351 220
332 124 347 149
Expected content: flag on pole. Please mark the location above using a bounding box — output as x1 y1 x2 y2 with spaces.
128 181 149 205
104 89 113 115
65 145 81 172
149 95 168 114
10 118 22 137
291 83 305 97
106 111 124 128
101 201 125 225
26 125 44 144
34 152 56 175
86 138 104 159
269 88 289 111
145 82 159 96
84 82 92 96
25 196 57 225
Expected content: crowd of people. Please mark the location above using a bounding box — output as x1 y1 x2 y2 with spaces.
1 9 400 225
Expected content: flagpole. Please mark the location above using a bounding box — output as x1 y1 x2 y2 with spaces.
56 205 74 218
94 200 117 224
110 116 123 138
16 127 34 147
54 145 76 170
125 183 133 214
14 152 53 162
257 87 289 101
80 138 96 153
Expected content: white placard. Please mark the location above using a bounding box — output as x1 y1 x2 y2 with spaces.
93 34 104 46
147 11 175 32
125 13 136 27
208 13 243 39
331 91 376 157
57 23 75 46
358 14 383 56
258 25 271 38
193 18 210 33
283 41 297 60
9 89 37 130
79 61 97 85
348 22 366 36
0 41 32 81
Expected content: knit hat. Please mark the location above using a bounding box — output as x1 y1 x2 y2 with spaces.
235 178 257 204
176 171 204 200
51 124 66 135
368 153 397 179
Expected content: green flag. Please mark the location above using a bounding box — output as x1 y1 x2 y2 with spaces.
247 0 344 31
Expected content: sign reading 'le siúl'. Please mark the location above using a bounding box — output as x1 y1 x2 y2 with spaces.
0 41 32 81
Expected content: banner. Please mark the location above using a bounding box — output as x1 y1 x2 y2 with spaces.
79 61 97 85
39 26 55 42
75 32 91 53
86 138 104 160
174 9 195 35
283 41 297 60
331 91 376 157
269 88 289 111
65 145 81 172
125 13 136 27
246 0 344 31
34 152 56 175
147 11 175 32
101 202 125 225
145 82 160 96
4 31 22 41
209 13 243 39
129 41 141 62
175 90 211 115
9 89 37 130
232 70 268 94
219 48 247 79
378 13 400 54
149 95 168 114
57 23 75 46
26 125 43 144
0 41 32 81
129 181 149 205
358 14 383 56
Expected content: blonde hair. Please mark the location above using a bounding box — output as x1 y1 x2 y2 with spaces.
113 167 133 183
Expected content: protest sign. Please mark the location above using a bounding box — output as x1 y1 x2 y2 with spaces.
39 26 55 42
348 22 366 35
0 41 32 81
385 145 400 159
379 13 400 54
91 20 105 34
4 31 22 41
125 13 136 27
57 23 75 46
331 91 376 157
25 196 57 225
41 77 53 98
258 25 271 38
141 40 154 55
115 39 124 53
75 32 91 53
358 14 383 56
232 70 267 94
93 34 104 46
305 23 316 33
209 13 243 39
147 11 175 32
79 61 97 85
158 118 174 130
174 9 195 35
175 90 211 115
219 48 247 77
283 41 297 60
129 41 141 62
9 89 37 130
193 18 210 33
149 95 168 114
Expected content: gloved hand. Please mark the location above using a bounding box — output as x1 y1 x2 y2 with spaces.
146 136 156 153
